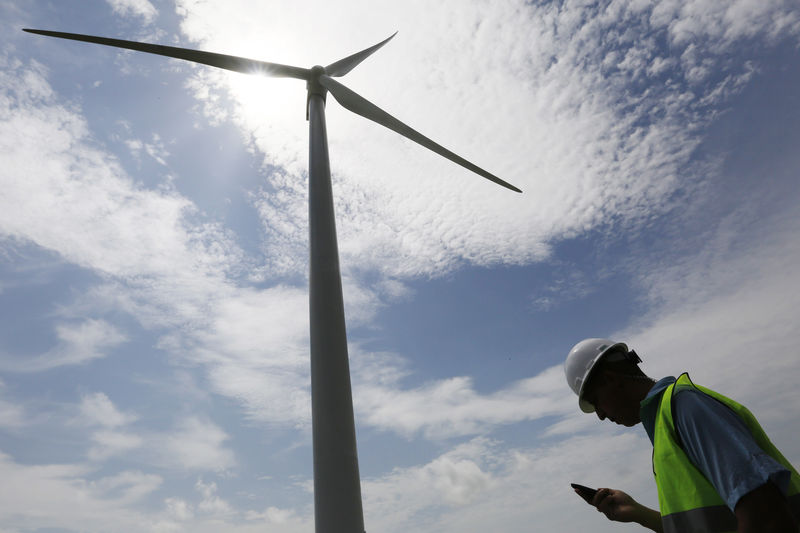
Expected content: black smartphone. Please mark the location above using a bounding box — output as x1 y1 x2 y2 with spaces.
571 483 598 504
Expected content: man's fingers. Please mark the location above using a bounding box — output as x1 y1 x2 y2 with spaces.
594 488 619 520
592 488 611 507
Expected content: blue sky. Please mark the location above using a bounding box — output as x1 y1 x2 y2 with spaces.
1 0 800 531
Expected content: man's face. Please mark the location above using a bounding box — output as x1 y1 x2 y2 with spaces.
582 371 641 427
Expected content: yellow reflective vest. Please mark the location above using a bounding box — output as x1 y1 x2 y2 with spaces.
653 373 800 533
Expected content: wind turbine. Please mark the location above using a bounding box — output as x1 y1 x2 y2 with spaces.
23 27 522 533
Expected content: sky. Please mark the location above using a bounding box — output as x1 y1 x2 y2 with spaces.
1 0 800 531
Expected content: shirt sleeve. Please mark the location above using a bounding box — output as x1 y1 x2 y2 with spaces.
672 388 791 511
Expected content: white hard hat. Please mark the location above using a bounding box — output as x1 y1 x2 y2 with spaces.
564 338 629 413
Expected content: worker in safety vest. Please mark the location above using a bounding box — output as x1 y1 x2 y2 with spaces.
564 338 800 533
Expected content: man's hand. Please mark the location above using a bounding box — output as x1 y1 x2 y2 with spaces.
591 488 663 532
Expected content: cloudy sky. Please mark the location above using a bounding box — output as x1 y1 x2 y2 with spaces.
2 0 800 531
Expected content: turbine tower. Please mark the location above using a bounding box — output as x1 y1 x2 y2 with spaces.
24 28 522 533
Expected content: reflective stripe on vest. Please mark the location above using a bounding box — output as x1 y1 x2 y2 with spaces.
653 373 800 533
662 493 800 533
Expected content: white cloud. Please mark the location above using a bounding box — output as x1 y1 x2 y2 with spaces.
174 0 800 283
80 392 138 428
0 380 25 429
362 433 656 533
92 469 163 504
0 319 127 372
186 285 312 426
0 399 25 429
125 133 170 166
106 0 158 24
653 0 800 49
89 429 144 461
0 451 161 532
353 359 571 439
164 497 194 521
76 392 144 461
161 417 235 472
240 506 314 533
195 479 234 516
0 54 306 428
0 56 241 283
0 444 306 533
529 265 594 311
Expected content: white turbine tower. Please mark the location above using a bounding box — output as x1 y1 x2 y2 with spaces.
24 27 522 533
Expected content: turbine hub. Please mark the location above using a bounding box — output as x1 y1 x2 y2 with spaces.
307 65 328 97
306 65 328 120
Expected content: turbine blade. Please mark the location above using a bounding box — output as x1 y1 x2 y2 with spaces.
319 75 522 193
23 28 310 80
325 32 397 77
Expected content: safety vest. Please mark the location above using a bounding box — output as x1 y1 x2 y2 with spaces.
653 373 800 533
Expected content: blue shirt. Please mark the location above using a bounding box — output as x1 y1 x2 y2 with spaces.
639 376 791 511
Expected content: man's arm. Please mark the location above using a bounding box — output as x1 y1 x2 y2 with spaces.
734 482 798 533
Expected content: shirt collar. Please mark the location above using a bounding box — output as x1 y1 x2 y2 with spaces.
640 376 676 444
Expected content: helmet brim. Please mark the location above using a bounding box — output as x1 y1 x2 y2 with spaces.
579 396 595 413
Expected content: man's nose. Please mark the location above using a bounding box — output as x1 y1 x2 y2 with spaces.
595 408 606 421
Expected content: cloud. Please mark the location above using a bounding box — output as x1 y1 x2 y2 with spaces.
529 265 594 311
160 417 236 472
353 355 571 439
0 380 25 429
74 392 236 471
80 392 138 428
361 438 496 529
653 0 800 49
175 0 800 282
0 54 309 429
89 429 144 461
361 433 656 533
0 319 127 372
0 399 25 429
195 479 234 516
0 451 161 532
92 469 163 504
0 442 302 533
0 55 241 283
125 133 170 166
164 497 194 521
106 0 158 24
185 284 312 426
76 392 143 461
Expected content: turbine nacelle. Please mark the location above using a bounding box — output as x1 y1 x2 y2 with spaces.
306 65 328 117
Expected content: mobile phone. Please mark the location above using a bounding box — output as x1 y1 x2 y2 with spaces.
571 483 598 504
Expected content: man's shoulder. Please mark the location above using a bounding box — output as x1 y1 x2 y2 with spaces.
671 381 743 429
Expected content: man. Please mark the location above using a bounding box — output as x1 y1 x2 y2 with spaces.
564 338 800 533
